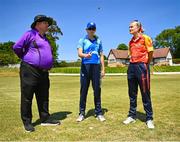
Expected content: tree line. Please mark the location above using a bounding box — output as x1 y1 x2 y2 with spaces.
0 25 179 66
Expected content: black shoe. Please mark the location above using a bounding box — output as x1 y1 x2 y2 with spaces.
24 124 35 132
41 119 60 126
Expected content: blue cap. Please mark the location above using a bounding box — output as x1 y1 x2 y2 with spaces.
86 22 96 29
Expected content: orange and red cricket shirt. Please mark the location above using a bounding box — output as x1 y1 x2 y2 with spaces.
129 34 154 63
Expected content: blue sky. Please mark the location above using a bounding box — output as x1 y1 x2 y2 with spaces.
0 0 179 60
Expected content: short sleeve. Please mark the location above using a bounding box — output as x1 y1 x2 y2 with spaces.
77 38 84 49
144 35 154 52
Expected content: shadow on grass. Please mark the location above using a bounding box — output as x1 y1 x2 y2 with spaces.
136 111 146 122
85 108 108 118
33 111 72 126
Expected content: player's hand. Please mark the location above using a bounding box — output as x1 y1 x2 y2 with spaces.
101 70 105 78
84 53 92 58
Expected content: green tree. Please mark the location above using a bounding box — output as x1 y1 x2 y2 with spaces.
0 41 20 65
117 43 128 50
46 18 63 65
104 55 107 60
154 26 180 58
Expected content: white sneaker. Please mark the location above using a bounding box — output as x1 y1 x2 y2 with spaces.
146 120 155 129
76 114 85 122
123 117 136 124
96 115 106 122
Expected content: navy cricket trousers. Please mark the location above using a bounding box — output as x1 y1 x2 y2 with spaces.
127 62 153 121
79 64 102 116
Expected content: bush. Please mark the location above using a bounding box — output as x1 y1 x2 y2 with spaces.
0 53 20 65
153 66 180 72
50 67 128 73
173 58 180 64
54 61 81 67
50 67 80 73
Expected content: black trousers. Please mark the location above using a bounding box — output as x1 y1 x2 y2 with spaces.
20 61 50 125
79 64 102 116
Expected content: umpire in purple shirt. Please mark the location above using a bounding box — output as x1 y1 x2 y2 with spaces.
13 15 60 132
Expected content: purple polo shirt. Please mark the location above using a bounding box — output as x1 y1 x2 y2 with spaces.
13 29 53 70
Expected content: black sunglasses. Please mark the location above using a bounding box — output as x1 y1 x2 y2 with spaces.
87 28 96 31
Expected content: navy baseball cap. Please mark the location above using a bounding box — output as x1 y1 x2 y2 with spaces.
86 22 96 29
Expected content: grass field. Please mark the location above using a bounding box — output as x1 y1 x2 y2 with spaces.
0 73 180 141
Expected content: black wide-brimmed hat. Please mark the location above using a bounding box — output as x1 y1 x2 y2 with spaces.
31 15 53 29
